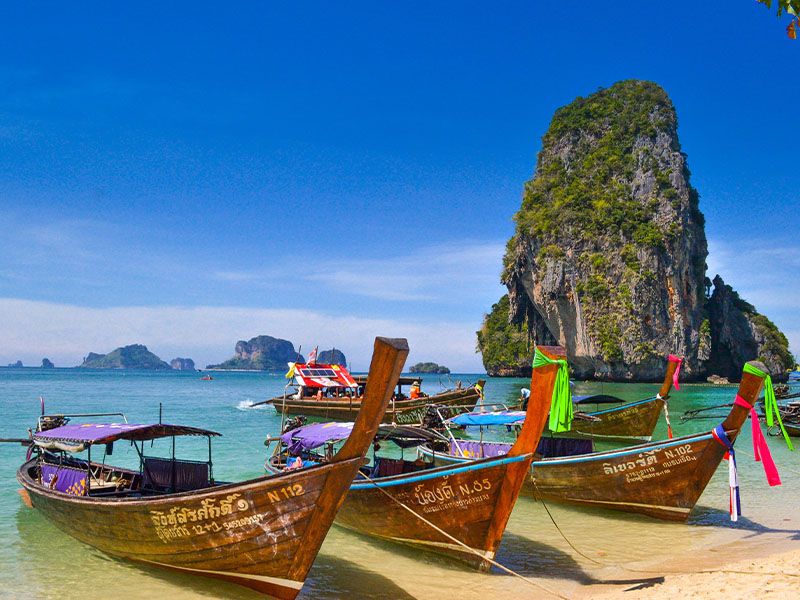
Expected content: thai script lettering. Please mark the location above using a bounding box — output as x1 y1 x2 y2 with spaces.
413 476 455 506
602 450 658 475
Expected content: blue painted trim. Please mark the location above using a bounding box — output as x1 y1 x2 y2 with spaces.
419 432 713 468
587 396 658 416
349 454 530 490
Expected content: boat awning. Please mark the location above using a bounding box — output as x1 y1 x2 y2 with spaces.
573 394 625 405
33 423 220 452
281 422 446 454
281 422 355 454
448 410 526 427
294 363 358 388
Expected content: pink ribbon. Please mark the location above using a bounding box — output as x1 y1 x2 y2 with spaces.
734 395 781 487
668 355 682 391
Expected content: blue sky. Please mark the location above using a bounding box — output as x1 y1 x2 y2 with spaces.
0 2 798 371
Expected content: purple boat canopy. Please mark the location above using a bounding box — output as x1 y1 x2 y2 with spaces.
281 422 446 455
281 422 355 454
34 423 220 452
448 410 526 427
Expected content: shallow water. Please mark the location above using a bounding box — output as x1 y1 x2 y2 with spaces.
1 369 798 599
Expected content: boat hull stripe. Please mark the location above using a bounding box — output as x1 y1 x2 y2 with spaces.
350 454 530 490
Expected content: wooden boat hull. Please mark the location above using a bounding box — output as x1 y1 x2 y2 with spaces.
527 432 725 521
554 396 665 441
335 454 534 570
782 422 800 437
420 431 725 522
270 386 481 424
18 456 364 599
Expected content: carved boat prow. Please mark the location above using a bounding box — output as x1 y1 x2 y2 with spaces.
329 345 560 569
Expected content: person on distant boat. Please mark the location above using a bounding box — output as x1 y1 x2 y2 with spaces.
520 387 530 410
315 389 323 401
410 381 421 399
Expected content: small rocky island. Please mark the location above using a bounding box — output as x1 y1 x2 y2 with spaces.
207 335 303 371
78 344 171 369
316 349 347 366
8 360 23 368
41 358 55 369
170 357 196 370
478 80 793 381
409 362 451 374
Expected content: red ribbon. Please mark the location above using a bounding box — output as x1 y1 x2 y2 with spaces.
668 355 682 391
734 395 781 486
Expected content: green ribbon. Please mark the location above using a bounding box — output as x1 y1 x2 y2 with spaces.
743 362 794 451
532 347 573 433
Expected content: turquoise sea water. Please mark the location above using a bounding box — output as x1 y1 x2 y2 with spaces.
1 368 799 599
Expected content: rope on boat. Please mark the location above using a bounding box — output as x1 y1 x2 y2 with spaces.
532 481 800 581
357 471 569 599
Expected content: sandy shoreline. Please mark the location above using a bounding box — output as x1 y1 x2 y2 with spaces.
581 541 800 599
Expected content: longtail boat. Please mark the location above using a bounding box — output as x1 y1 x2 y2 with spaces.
420 359 772 521
266 346 562 569
259 360 484 424
16 336 409 598
543 354 682 442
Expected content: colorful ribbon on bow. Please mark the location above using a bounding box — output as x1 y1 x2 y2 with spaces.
712 424 741 522
532 347 573 433
742 363 794 451
667 354 682 391
734 394 781 486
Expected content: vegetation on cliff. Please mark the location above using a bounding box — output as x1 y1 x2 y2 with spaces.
476 295 532 376
208 335 302 371
484 80 792 380
78 345 170 369
409 362 450 374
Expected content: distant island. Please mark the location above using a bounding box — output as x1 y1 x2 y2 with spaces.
41 358 54 369
8 360 23 368
170 357 196 370
78 344 171 369
316 349 347 366
207 335 303 371
409 362 450 374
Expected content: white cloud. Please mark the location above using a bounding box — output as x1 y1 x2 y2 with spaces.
0 298 485 372
304 242 505 302
707 237 800 357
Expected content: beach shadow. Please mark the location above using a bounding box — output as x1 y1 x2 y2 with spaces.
690 505 800 539
522 493 800 539
299 554 416 599
496 531 664 588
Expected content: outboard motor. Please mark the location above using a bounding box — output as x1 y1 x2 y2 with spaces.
421 405 446 430
281 415 307 434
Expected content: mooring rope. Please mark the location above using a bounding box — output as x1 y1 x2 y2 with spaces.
531 480 800 580
357 470 570 599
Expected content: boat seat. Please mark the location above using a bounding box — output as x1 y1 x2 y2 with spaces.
142 456 210 492
374 457 404 477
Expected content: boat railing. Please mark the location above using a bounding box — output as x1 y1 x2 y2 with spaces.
37 412 128 433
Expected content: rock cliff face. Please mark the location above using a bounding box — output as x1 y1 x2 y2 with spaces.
706 275 793 380
170 357 196 370
78 344 171 369
316 349 347 366
481 80 793 381
207 335 302 371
